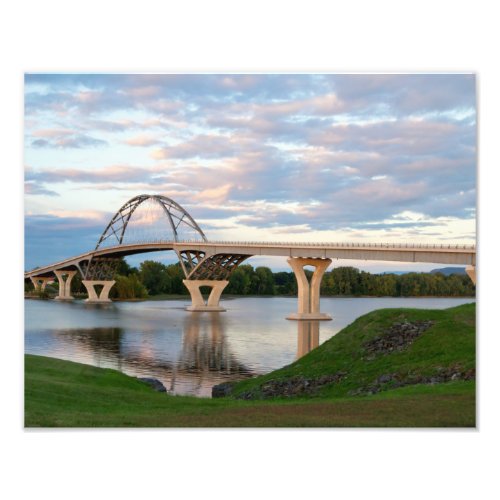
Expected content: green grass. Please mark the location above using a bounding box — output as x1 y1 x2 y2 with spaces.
229 303 475 399
24 303 475 428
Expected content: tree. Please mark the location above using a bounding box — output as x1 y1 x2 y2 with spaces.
139 260 171 295
165 263 187 294
255 266 275 295
111 274 148 299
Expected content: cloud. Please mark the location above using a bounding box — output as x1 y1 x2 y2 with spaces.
25 165 162 184
124 134 162 147
152 134 251 160
24 181 59 196
192 184 233 204
30 132 108 149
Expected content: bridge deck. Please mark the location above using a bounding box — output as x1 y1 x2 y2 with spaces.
25 240 476 278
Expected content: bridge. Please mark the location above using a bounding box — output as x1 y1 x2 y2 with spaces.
25 194 476 320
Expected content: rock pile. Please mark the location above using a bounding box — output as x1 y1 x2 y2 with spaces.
215 372 347 400
363 320 434 359
212 382 234 398
348 365 475 396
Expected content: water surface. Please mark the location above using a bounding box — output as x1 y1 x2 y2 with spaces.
25 296 474 396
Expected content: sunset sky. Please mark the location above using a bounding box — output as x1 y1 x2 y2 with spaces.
24 73 476 272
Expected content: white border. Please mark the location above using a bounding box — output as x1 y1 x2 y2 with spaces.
3 1 499 499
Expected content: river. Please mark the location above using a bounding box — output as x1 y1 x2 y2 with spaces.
24 296 474 397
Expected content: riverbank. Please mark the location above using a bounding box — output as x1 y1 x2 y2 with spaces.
24 303 475 427
25 293 476 301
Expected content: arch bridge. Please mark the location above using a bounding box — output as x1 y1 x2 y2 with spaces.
25 194 476 320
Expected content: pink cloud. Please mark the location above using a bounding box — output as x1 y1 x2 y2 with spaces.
124 134 161 147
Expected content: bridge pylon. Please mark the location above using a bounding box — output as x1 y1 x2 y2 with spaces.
183 280 229 312
54 270 76 300
30 276 53 292
82 280 116 303
286 257 332 321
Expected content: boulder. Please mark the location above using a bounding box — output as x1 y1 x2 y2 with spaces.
137 377 167 393
212 382 234 398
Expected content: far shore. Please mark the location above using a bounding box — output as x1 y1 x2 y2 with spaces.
24 293 476 302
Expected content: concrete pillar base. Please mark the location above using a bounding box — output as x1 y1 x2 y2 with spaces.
55 296 75 301
82 280 115 303
183 279 229 312
287 257 332 321
186 305 227 312
287 313 332 321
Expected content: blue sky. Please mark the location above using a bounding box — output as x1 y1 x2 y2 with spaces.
24 73 476 272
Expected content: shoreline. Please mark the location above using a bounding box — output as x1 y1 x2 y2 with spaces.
25 294 476 302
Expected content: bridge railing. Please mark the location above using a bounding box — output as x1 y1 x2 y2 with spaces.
106 239 476 250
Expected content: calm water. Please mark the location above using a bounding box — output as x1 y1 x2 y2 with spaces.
24 296 474 397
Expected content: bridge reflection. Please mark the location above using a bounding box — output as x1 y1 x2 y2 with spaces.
43 314 326 396
296 321 320 359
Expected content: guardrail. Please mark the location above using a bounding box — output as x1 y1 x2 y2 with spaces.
98 239 476 250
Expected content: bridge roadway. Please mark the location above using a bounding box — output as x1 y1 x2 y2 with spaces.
25 239 476 320
25 239 476 278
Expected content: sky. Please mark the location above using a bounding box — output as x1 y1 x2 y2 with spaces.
24 73 476 272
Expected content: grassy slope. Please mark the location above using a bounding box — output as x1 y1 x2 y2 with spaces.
230 303 475 399
24 303 475 428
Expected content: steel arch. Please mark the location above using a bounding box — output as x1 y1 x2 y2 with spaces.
95 194 207 250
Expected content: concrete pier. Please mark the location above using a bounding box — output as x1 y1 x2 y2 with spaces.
466 265 476 285
183 279 229 312
287 257 332 320
82 280 116 303
54 270 76 300
30 276 53 292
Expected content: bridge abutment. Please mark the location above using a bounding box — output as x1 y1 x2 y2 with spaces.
54 270 76 300
82 280 115 303
183 279 229 312
286 257 332 321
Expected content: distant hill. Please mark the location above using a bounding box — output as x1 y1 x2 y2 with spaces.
430 267 466 276
378 267 467 276
379 271 410 275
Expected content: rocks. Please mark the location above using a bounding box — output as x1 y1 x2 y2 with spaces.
362 320 434 358
231 372 347 400
212 382 234 398
348 365 476 396
137 377 167 393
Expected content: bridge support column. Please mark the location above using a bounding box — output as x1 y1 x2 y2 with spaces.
82 280 115 303
30 276 53 292
466 265 476 285
183 280 229 312
54 270 76 300
286 257 332 320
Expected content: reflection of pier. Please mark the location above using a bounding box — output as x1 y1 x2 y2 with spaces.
296 321 320 359
170 312 252 393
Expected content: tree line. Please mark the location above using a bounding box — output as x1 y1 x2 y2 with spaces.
26 260 475 299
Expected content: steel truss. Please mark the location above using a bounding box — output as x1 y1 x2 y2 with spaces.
80 257 121 280
186 254 251 280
